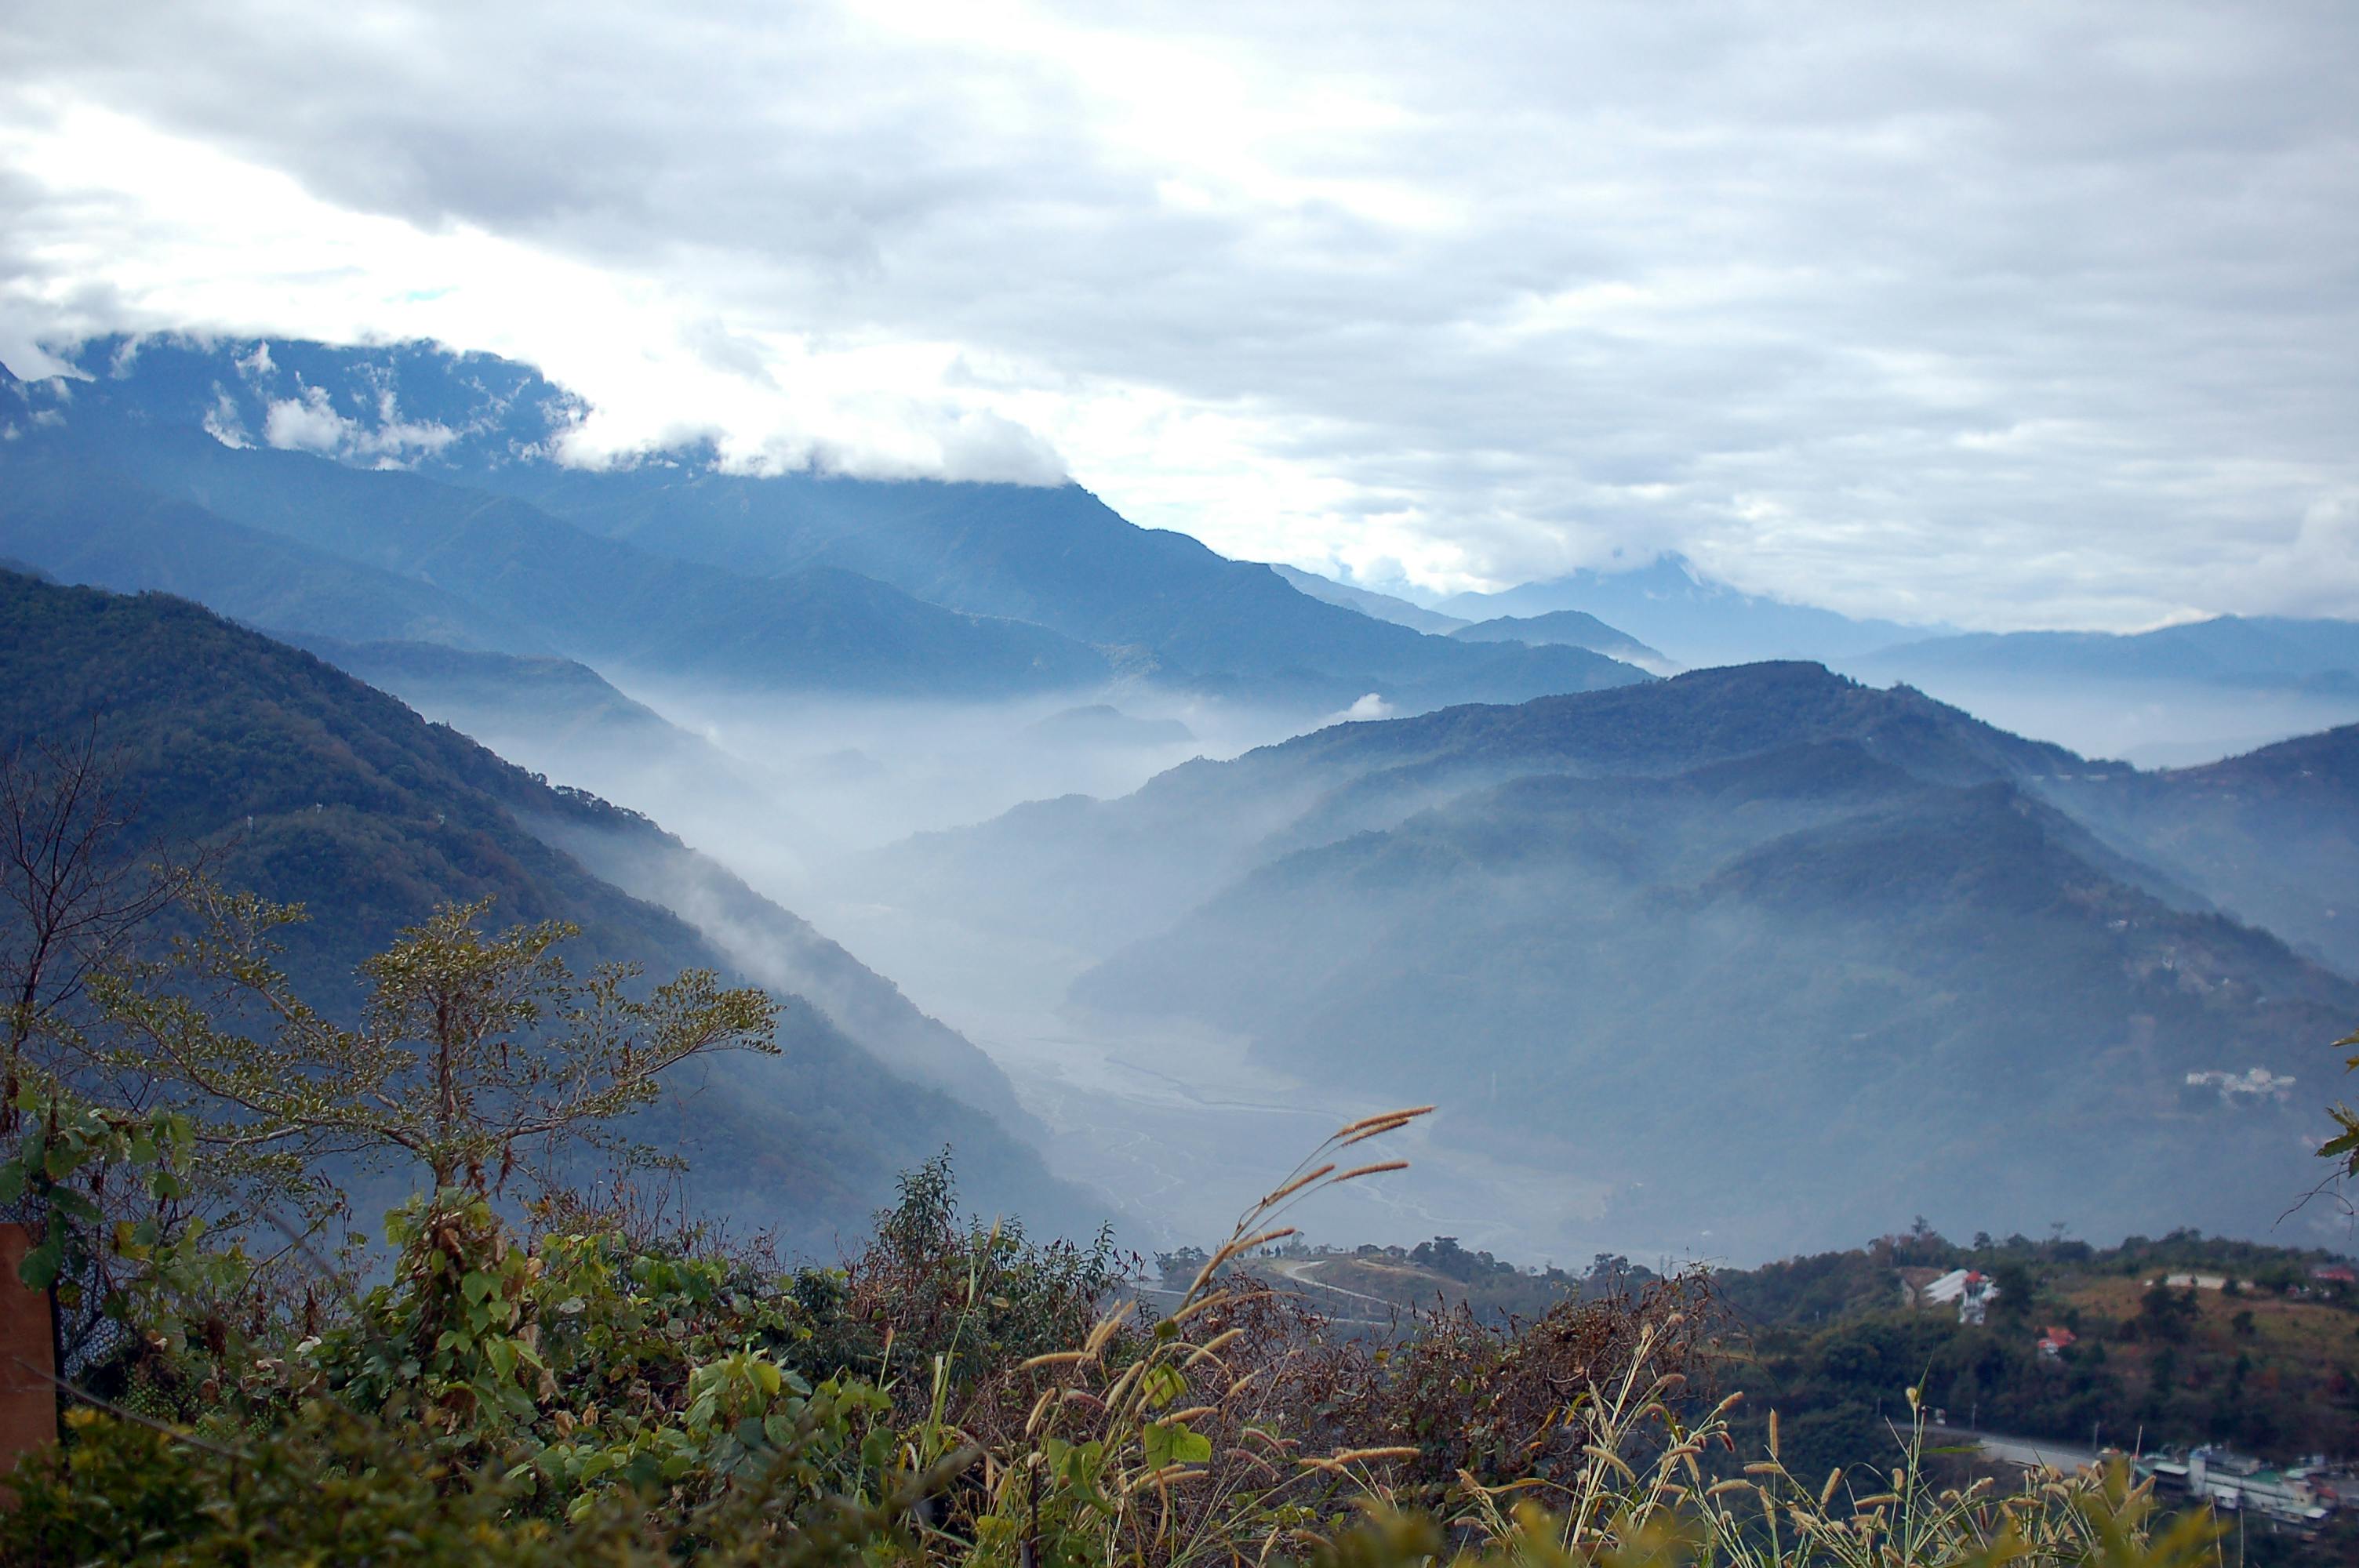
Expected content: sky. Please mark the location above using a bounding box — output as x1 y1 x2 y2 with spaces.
2 2 2356 630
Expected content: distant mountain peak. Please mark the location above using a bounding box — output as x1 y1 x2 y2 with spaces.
1448 608 1672 673
1430 554 1944 668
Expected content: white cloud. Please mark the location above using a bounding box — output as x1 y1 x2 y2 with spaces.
259 381 454 464
202 387 249 448
2 2 2357 627
261 386 350 452
2186 1068 2297 1105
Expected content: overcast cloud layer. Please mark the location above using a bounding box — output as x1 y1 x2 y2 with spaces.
3 2 2356 628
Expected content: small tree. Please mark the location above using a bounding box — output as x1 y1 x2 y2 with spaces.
2324 1022 2359 1179
104 887 778 1205
0 724 195 1110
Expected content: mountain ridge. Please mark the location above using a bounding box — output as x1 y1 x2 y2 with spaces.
5 336 1651 713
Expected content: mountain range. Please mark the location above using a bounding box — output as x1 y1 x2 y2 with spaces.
0 338 1648 715
8 328 2357 1266
1854 616 2359 693
1425 556 1942 668
877 662 2359 1256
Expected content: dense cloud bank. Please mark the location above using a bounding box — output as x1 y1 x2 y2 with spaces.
4 3 2357 628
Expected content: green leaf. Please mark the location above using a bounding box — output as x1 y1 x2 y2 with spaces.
1141 1363 1185 1410
18 1236 63 1292
1143 1419 1211 1469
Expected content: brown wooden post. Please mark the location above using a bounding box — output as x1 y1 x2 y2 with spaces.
0 1224 57 1486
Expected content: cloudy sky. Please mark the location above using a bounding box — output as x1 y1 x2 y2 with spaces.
3 2 2355 629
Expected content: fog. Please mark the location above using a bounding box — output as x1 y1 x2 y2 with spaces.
387 660 2359 1271
1827 670 2359 770
387 669 1689 1265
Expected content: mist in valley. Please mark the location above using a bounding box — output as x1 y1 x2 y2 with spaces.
367 648 2359 1275
383 670 1601 1261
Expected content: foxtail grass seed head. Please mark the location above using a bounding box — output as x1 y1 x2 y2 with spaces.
1332 1105 1435 1139
1256 1163 1336 1209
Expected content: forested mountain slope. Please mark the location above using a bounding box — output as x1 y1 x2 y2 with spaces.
1070 738 2357 1255
0 571 1086 1249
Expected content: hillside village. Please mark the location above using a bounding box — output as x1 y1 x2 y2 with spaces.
1191 1228 2359 1552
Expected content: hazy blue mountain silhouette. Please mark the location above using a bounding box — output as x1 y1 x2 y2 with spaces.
1433 555 1939 666
1859 617 2359 692
1449 608 1669 670
0 361 1113 695
1267 564 1470 635
2048 724 2359 978
2 338 1648 712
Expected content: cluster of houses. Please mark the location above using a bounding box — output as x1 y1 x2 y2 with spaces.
1892 1261 2358 1541
2143 1448 2346 1533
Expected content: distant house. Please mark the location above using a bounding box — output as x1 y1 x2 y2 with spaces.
1919 1268 1972 1303
2309 1263 2356 1286
1921 1268 2000 1324
2036 1326 2077 1360
2151 1273 2254 1292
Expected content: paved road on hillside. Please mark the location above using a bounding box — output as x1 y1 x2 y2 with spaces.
1927 1426 2104 1472
1270 1258 1405 1325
